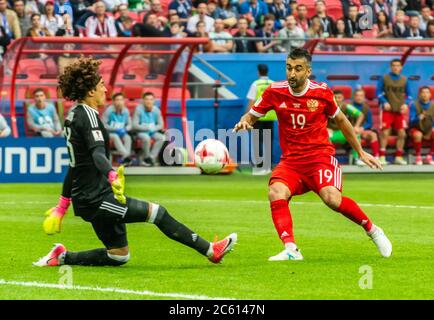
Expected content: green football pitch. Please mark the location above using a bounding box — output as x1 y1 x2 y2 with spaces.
0 173 433 300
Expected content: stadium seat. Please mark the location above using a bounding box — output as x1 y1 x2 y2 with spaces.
123 86 144 100
331 85 352 99
361 85 377 100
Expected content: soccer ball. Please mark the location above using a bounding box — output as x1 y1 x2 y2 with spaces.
194 139 229 174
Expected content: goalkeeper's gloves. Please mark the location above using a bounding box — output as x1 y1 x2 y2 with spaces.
43 195 71 235
108 165 126 204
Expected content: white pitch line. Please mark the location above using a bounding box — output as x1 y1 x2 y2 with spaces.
1 199 434 210
0 279 235 300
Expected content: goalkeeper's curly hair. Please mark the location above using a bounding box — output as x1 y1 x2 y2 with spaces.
58 56 102 101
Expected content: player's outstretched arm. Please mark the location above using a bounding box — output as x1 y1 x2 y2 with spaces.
233 112 259 132
335 111 382 170
43 166 72 235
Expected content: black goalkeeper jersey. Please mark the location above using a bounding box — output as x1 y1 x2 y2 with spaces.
64 104 111 215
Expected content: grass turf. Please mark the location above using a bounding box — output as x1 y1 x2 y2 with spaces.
0 173 433 300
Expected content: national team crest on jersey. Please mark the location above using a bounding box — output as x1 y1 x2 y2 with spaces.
306 99 319 112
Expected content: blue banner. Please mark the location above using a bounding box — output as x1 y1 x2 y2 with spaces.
0 138 68 183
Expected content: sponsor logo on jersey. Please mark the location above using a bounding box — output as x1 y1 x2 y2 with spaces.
92 130 104 142
306 99 319 112
293 103 301 108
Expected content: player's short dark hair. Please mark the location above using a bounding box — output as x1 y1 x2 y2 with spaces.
333 90 344 96
419 86 431 93
390 58 402 66
287 48 312 67
257 64 268 76
143 91 155 98
33 88 45 96
58 56 102 101
112 92 124 100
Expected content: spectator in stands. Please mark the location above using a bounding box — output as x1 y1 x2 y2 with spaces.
192 21 210 52
143 12 165 32
403 14 426 38
419 6 433 31
170 21 189 80
305 16 326 39
352 89 381 160
409 86 434 165
41 1 64 36
278 15 305 52
268 0 291 30
0 0 21 39
256 14 279 53
103 92 133 166
13 0 30 37
55 12 75 36
208 18 233 53
85 1 117 38
116 16 133 36
55 0 74 24
27 13 52 36
186 2 214 34
373 10 393 38
233 17 257 52
377 59 412 165
344 4 363 38
169 0 193 25
26 0 44 15
239 0 269 30
404 0 422 14
295 3 309 32
133 91 166 167
328 90 365 165
216 0 239 28
207 1 219 20
27 88 62 137
71 0 93 23
312 0 335 37
334 18 350 38
148 0 168 26
0 112 11 137
426 19 434 38
374 0 394 21
392 9 409 38
0 23 10 58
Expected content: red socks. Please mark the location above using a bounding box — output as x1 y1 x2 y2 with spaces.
370 140 380 157
270 199 294 244
336 197 373 232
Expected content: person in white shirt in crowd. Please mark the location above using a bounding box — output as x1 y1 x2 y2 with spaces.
85 0 117 37
41 0 64 35
186 2 214 34
208 18 233 53
133 91 166 167
102 93 133 166
278 15 305 52
0 112 11 137
419 6 433 32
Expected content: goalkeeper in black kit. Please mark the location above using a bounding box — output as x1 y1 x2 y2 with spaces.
34 57 237 267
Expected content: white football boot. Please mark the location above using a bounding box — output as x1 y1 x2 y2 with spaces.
268 244 303 261
368 225 392 258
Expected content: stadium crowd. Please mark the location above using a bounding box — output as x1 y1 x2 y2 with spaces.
0 0 433 56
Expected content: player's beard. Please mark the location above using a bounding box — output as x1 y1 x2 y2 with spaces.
288 77 306 89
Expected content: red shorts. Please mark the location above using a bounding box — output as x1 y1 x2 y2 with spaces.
381 111 407 130
269 155 343 196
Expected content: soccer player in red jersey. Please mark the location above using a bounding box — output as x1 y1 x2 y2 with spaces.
234 48 392 260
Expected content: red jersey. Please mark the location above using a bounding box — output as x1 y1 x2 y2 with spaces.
251 79 340 162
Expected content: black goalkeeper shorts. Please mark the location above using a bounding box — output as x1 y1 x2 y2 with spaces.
87 193 152 249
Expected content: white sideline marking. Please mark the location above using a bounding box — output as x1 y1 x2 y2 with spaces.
1 200 434 210
0 279 235 300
